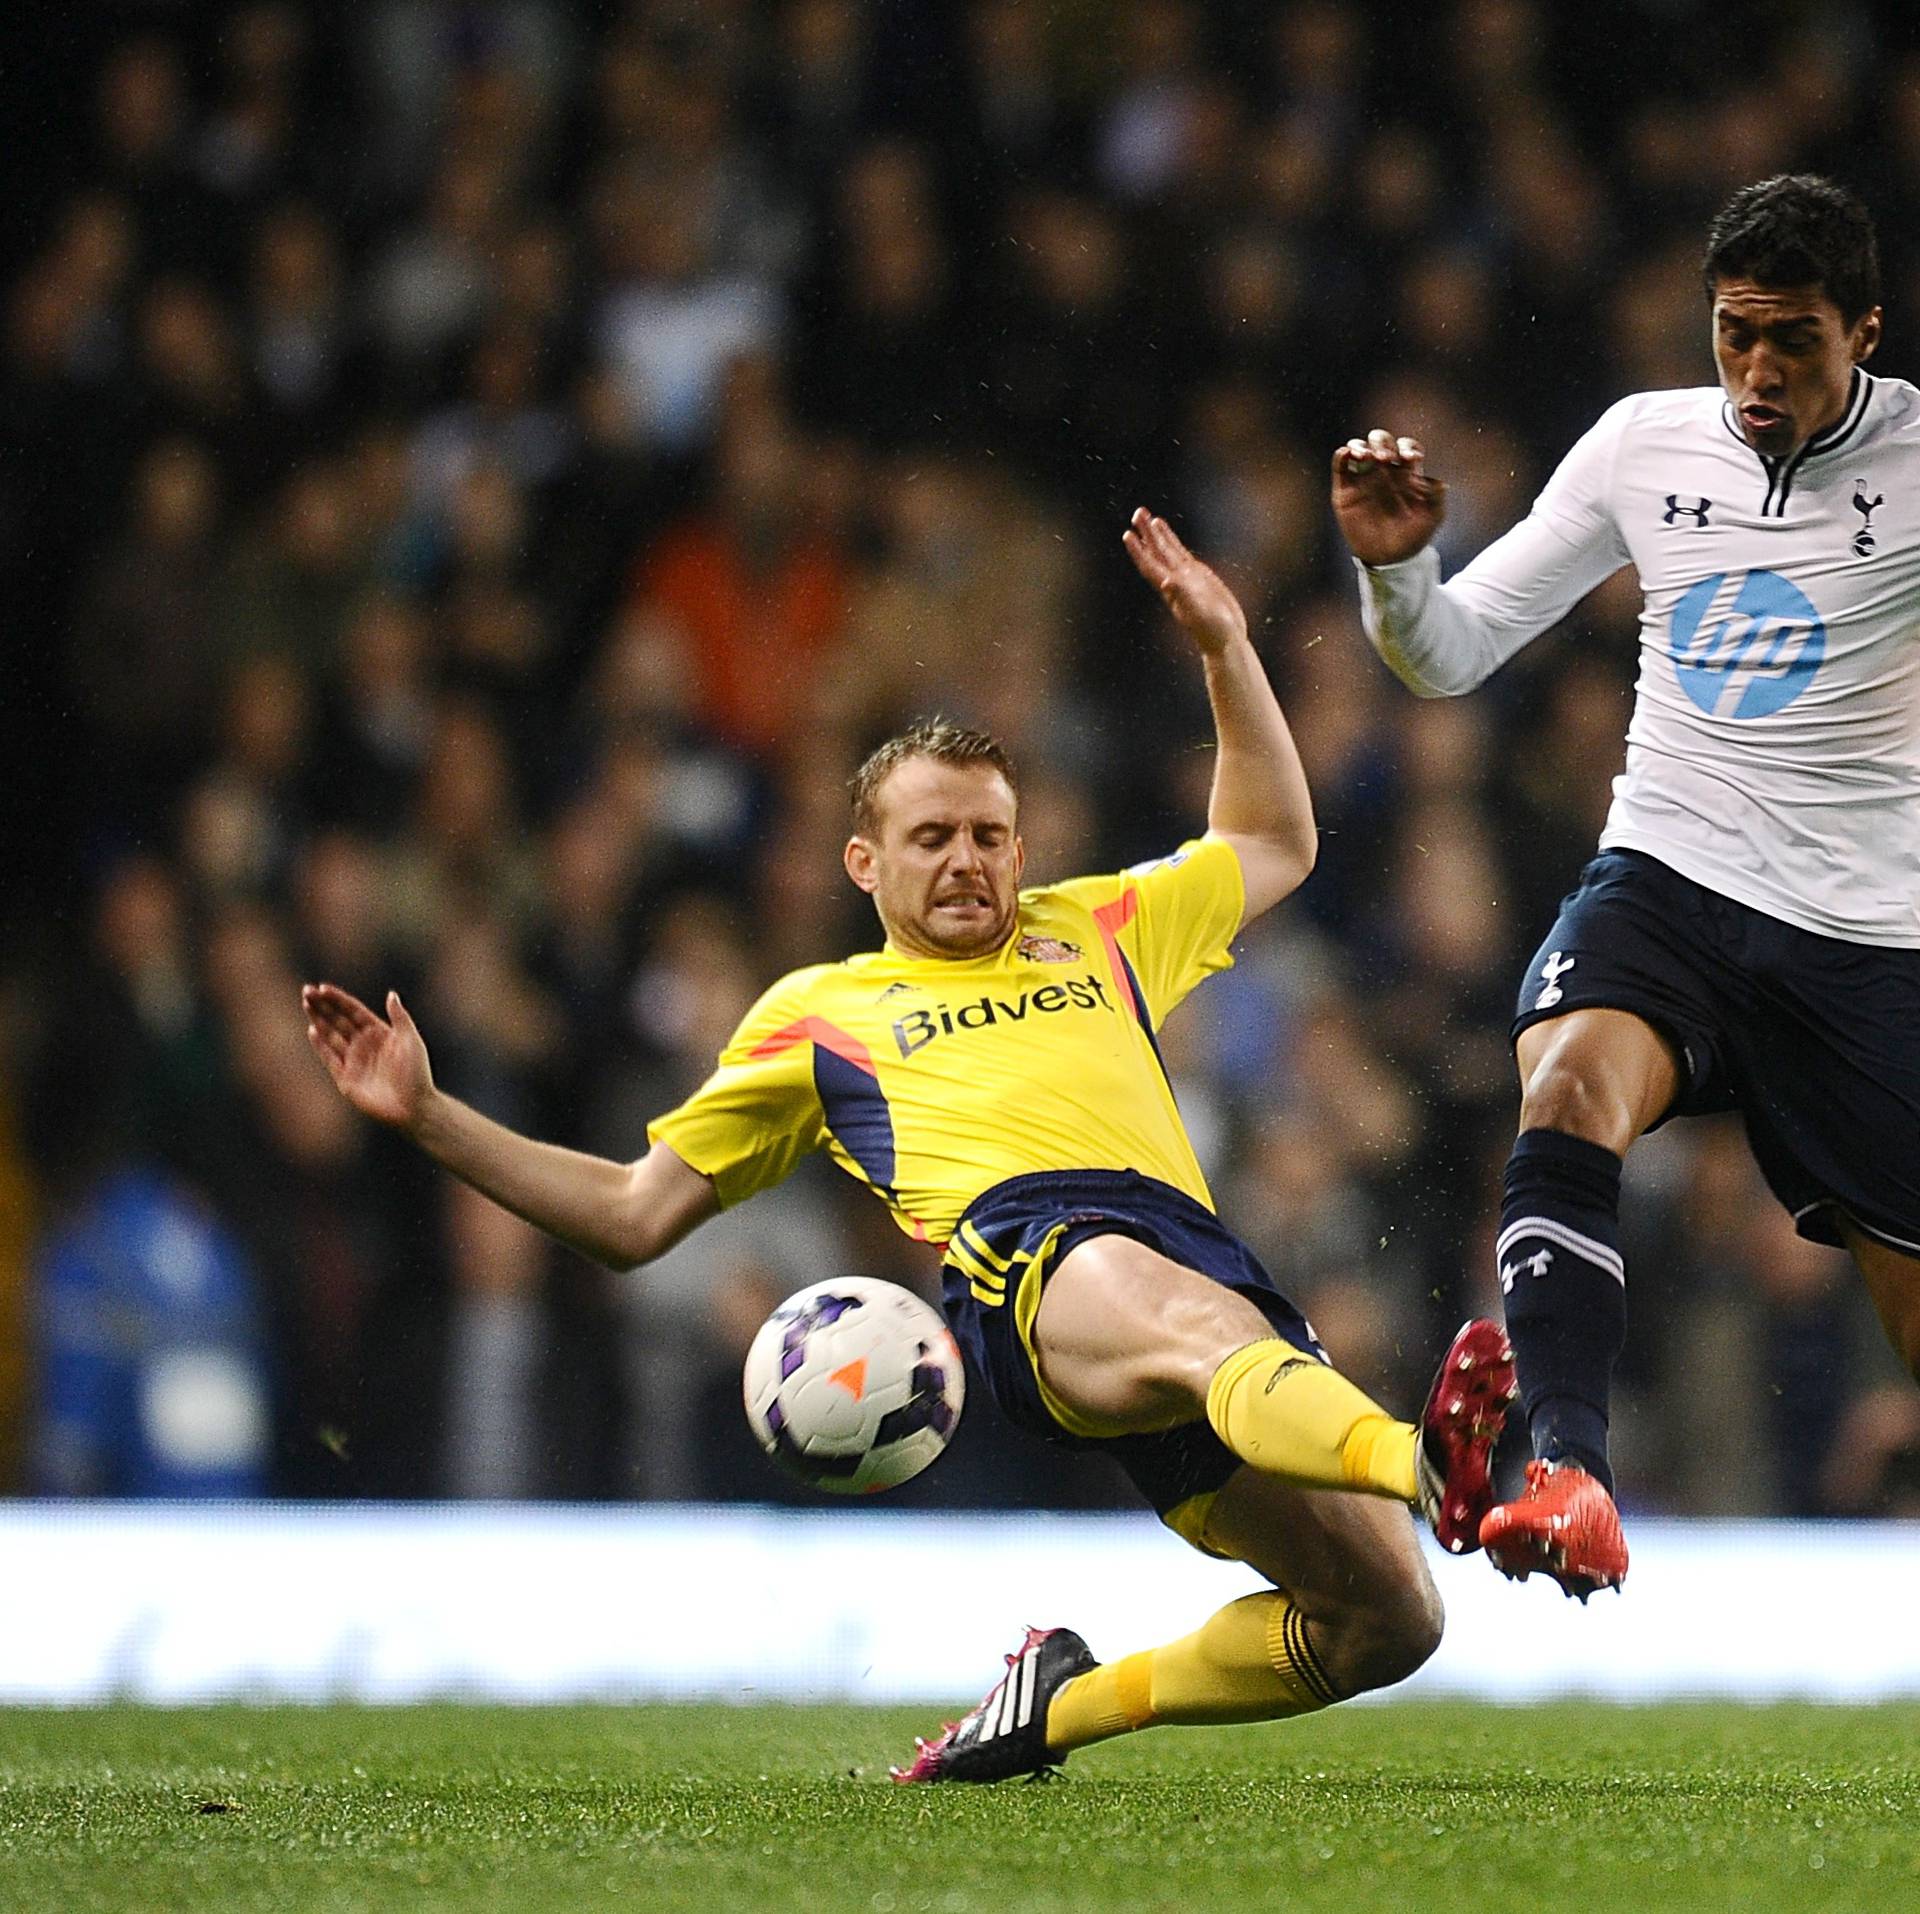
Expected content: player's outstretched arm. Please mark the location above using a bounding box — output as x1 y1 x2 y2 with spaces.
1335 411 1629 697
1122 507 1316 928
1330 428 1447 565
301 981 719 1270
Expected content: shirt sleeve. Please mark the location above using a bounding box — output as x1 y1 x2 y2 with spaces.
645 971 830 1208
1357 397 1635 696
1054 835 1244 1029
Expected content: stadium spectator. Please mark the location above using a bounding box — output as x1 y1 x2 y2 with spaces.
69 437 226 830
33 1163 271 1498
630 404 851 761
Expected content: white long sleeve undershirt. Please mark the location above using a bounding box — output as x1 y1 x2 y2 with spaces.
1353 400 1635 697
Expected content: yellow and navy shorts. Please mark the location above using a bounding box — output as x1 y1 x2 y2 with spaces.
942 1168 1321 1548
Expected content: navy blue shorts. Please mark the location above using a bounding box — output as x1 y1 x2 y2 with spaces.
941 1169 1322 1529
1514 849 1920 1254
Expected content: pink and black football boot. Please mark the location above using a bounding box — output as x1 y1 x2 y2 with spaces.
891 1626 1097 1784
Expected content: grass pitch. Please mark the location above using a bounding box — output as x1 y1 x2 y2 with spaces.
1 1702 1915 1913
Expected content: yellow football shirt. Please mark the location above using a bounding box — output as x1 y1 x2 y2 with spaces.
647 835 1244 1245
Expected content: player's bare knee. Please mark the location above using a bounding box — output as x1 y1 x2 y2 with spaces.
1377 1569 1444 1686
1316 1575 1444 1696
1518 1053 1635 1154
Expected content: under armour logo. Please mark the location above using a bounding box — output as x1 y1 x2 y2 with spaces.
1534 950 1575 1010
1498 1247 1556 1293
1852 483 1884 557
1663 495 1712 527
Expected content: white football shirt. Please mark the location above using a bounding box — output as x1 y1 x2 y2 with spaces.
1357 369 1920 946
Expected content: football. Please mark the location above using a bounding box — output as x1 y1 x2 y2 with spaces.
742 1277 966 1494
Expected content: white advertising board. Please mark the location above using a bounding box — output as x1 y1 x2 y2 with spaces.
1 1505 1915 1705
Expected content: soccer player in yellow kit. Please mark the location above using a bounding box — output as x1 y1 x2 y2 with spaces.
303 508 1516 1784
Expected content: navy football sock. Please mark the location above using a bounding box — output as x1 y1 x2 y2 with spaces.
1496 1128 1627 1494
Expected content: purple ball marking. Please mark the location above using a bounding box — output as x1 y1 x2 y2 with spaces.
779 1292 865 1378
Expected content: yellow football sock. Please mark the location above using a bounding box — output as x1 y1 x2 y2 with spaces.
1204 1338 1419 1502
1045 1591 1340 1754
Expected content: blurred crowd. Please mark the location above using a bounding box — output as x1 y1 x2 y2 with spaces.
5 0 1920 1517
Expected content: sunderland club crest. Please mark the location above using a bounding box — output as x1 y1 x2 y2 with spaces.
1017 934 1082 963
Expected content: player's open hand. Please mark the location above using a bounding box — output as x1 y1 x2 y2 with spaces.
302 981 434 1132
1331 428 1447 565
1122 508 1247 656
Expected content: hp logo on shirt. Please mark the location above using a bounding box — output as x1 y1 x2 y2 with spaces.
1667 569 1826 719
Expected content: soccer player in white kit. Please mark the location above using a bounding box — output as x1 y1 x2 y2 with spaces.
1332 175 1920 1596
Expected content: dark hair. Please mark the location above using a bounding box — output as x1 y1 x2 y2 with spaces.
849 718 1017 835
1703 175 1880 325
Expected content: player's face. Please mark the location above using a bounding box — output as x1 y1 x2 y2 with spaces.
845 758 1024 959
1710 278 1881 459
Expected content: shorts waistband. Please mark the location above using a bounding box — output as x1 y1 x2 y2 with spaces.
958 1168 1216 1233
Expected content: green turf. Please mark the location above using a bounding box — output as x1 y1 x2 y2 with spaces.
0 1702 1916 1913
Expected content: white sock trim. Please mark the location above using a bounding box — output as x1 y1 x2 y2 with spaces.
1496 1216 1625 1286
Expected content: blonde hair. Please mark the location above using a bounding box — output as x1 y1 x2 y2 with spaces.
849 719 1018 836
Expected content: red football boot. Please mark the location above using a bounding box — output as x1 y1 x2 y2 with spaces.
1414 1318 1519 1555
1479 1459 1629 1599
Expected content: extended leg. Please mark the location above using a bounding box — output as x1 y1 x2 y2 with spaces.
1502 1008 1675 1486
1029 1234 1508 1519
1481 1008 1676 1595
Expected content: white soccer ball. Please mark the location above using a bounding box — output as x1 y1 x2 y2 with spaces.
742 1277 966 1494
